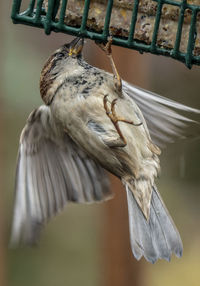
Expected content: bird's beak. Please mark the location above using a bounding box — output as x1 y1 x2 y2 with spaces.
68 37 84 56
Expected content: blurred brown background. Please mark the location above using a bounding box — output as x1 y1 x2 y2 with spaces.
1 1 200 286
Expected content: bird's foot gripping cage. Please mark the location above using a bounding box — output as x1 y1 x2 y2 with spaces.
12 0 200 68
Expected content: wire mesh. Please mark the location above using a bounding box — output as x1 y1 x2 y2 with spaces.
11 0 200 68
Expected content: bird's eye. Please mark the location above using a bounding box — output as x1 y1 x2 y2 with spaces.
55 52 65 59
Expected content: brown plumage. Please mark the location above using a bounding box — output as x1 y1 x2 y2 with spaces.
11 37 200 263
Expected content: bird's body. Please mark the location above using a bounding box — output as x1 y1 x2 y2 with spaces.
11 37 200 263
42 55 160 219
51 60 157 176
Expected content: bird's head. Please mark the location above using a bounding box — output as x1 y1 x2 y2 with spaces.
65 37 84 57
40 37 84 104
53 37 85 61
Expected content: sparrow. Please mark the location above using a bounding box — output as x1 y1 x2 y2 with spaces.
11 37 200 263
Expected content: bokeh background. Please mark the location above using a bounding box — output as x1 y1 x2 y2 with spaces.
1 1 200 286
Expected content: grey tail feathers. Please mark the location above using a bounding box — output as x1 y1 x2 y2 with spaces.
126 185 183 263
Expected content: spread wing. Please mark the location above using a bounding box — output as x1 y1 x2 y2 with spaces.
122 80 200 148
11 105 111 246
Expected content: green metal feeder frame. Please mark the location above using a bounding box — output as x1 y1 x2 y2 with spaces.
11 0 200 68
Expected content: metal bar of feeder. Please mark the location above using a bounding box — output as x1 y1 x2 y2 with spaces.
44 0 56 34
11 0 22 21
58 0 68 29
35 0 44 23
102 0 114 40
127 0 139 46
172 0 187 58
151 0 164 53
186 8 198 68
80 0 91 34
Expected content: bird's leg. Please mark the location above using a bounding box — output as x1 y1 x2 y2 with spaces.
104 95 142 147
96 37 122 94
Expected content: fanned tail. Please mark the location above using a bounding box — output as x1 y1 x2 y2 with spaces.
126 185 183 263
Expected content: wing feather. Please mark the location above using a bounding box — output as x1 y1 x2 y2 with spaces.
11 105 111 245
122 81 200 147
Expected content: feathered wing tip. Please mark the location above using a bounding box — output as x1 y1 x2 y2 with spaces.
126 185 183 263
122 80 200 148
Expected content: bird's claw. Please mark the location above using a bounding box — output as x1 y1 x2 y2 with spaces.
95 36 113 55
103 95 143 147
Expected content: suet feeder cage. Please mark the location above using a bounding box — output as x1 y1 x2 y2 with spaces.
11 0 200 68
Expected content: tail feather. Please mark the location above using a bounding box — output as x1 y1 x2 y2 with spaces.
126 185 183 263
